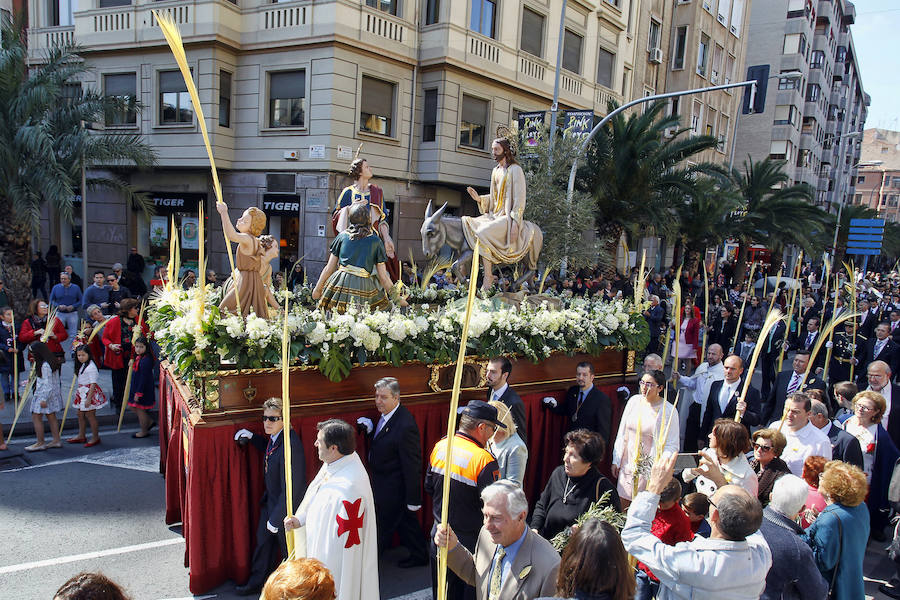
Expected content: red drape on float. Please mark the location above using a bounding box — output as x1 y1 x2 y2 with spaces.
159 373 625 594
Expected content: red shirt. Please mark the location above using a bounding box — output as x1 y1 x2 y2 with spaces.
637 503 695 581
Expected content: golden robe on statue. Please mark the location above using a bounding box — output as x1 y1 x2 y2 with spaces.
460 163 540 268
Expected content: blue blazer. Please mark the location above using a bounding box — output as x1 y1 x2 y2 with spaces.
803 502 869 600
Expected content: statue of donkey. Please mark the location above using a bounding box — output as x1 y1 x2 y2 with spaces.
420 200 542 290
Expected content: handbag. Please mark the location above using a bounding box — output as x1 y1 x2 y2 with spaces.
829 514 843 599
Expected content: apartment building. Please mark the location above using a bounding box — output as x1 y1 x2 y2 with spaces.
733 0 867 214
854 128 900 224
28 0 642 277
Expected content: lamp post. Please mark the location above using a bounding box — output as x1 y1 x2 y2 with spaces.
547 0 567 160
562 79 759 273
728 70 803 171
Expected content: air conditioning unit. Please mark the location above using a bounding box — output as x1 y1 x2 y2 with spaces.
710 73 719 84
649 47 663 64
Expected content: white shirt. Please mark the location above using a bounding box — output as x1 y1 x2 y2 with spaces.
676 361 725 436
489 383 508 403
769 420 832 476
868 382 892 430
718 379 740 414
375 402 400 436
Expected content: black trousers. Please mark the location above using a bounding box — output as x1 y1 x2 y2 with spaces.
111 367 127 409
761 355 777 400
429 523 476 600
245 511 287 588
377 503 427 562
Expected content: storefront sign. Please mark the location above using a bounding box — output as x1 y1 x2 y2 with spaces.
149 216 169 248
517 111 544 157
146 192 204 213
564 110 594 140
181 217 200 250
263 195 302 216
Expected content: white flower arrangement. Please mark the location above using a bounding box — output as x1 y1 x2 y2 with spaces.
147 286 649 387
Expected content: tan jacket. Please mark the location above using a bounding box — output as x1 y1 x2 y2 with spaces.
447 526 560 600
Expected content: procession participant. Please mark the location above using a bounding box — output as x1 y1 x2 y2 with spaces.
216 201 280 318
127 337 157 439
864 360 900 447
424 401 501 600
542 361 612 445
485 356 527 444
313 203 405 313
235 397 307 596
808 399 863 470
19 298 67 363
67 344 107 447
285 419 377 600
829 319 864 387
762 350 825 425
101 298 148 414
673 343 725 451
462 136 540 291
24 341 63 452
356 377 428 568
49 271 81 342
74 304 105 367
768 393 831 477
333 157 399 281
698 355 761 444
0 306 21 405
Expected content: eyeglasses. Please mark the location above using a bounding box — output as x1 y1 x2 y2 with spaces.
639 380 658 388
262 416 283 422
855 405 874 413
753 443 773 452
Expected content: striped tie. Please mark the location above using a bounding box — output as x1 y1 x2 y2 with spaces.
787 373 801 396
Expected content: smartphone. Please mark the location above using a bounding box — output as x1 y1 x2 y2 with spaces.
674 453 701 471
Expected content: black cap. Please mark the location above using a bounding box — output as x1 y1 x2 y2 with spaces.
462 400 506 429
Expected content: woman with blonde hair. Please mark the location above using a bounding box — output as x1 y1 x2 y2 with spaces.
487 399 528 485
262 558 336 600
216 202 280 318
840 389 899 539
803 461 870 600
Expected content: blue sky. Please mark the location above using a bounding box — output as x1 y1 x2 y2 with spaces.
854 1 900 129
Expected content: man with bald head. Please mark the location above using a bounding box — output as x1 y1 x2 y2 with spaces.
622 452 771 599
698 354 761 447
674 343 725 451
867 360 900 447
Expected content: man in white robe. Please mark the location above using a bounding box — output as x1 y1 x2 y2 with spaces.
285 419 378 600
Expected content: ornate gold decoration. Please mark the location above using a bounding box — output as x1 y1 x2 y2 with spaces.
243 384 257 403
428 358 490 392
626 351 635 374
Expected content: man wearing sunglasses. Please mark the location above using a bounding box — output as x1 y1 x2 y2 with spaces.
234 398 307 595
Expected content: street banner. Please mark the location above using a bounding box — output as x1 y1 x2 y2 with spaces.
517 111 544 156
564 110 594 140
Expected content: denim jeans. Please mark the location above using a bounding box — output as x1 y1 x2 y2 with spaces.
635 569 659 600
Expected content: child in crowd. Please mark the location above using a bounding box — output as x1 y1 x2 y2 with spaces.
635 478 694 600
736 330 758 365
832 380 858 422
682 492 712 538
25 341 62 451
68 344 107 447
128 337 156 439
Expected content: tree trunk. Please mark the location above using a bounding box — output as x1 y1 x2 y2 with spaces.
0 217 34 316
685 248 702 277
597 222 624 278
734 242 750 286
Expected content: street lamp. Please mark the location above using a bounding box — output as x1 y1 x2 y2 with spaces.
727 70 803 171
562 79 759 272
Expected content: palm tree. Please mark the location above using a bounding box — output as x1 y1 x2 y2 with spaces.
0 20 156 313
576 99 721 272
674 176 741 275
722 157 831 283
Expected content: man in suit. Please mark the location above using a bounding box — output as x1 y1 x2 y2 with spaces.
857 299 875 340
799 296 820 336
710 304 738 352
808 399 864 470
762 349 826 425
865 360 900 448
698 354 761 446
759 319 787 400
643 295 664 355
859 322 900 384
357 377 428 568
674 343 725 451
829 319 866 387
434 480 560 600
486 356 527 444
542 361 611 444
794 317 826 373
233 397 307 595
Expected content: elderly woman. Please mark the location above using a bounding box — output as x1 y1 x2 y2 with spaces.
487 400 528 486
74 304 106 367
749 428 791 506
101 298 148 413
841 390 900 538
683 418 758 498
531 429 620 541
799 456 828 528
612 370 680 505
803 461 870 600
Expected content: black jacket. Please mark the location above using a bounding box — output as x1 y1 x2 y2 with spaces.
760 320 788 360
365 404 423 509
548 385 612 444
861 336 900 380
762 370 826 425
248 428 307 530
488 385 527 445
700 378 761 442
823 421 864 471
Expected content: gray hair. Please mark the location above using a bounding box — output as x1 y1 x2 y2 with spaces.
262 397 283 411
715 488 763 541
643 353 663 370
481 480 528 517
649 294 660 303
85 304 102 316
769 474 810 519
374 377 400 397
809 399 829 419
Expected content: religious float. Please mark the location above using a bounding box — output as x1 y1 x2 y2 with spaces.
146 14 647 593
